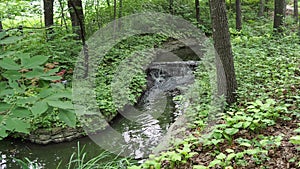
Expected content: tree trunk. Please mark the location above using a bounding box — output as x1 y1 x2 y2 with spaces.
118 0 123 29
273 0 285 33
169 0 174 14
294 0 299 23
107 0 111 7
236 0 242 31
210 0 238 104
0 20 3 32
259 0 265 17
195 0 201 25
58 0 68 30
43 0 54 36
67 0 85 40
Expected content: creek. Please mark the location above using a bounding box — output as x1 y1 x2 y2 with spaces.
0 41 199 168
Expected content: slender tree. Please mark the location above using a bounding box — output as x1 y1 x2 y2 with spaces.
273 0 285 33
68 0 85 40
118 0 123 29
236 0 242 30
259 0 265 16
294 0 299 23
58 0 68 30
195 0 201 25
107 0 111 7
210 0 238 104
43 0 54 35
169 0 174 14
0 20 3 32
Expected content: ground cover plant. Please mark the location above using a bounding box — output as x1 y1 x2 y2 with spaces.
0 0 299 168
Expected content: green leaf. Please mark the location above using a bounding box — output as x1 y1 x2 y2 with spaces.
193 165 208 169
20 54 30 67
0 58 21 70
224 128 239 135
0 36 22 45
2 70 22 81
11 107 32 118
40 76 62 81
208 159 222 167
239 142 252 147
0 32 6 39
58 109 76 127
31 101 48 117
47 100 74 109
46 92 73 100
16 97 38 105
0 51 15 59
216 153 226 160
290 136 300 145
0 103 10 112
39 88 53 98
5 118 30 134
0 126 8 139
0 89 14 96
24 69 44 79
22 55 49 69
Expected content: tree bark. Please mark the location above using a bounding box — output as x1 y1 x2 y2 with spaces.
195 0 201 25
118 0 123 29
169 0 174 14
44 0 54 27
43 0 54 36
236 0 242 31
210 0 238 104
294 0 299 23
67 0 85 40
273 0 285 33
58 0 68 30
0 20 3 32
259 0 265 17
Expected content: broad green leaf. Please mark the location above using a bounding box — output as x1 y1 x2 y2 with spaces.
224 128 239 135
40 76 62 81
0 82 7 91
246 149 260 155
24 69 44 79
0 89 14 96
11 107 31 118
239 142 252 147
0 36 22 45
47 100 74 109
20 54 30 67
31 101 48 117
39 88 53 98
0 51 15 59
290 136 300 145
46 92 73 100
58 109 76 127
193 165 208 169
216 153 226 160
16 97 38 105
5 118 30 134
22 55 49 69
44 67 60 75
0 126 8 139
0 32 6 39
2 70 22 81
0 103 10 112
0 58 21 70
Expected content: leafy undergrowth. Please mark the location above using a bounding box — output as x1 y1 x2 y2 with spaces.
129 22 300 169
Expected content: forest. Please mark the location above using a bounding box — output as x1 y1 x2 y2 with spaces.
0 0 299 168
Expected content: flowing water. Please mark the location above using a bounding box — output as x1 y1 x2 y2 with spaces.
0 61 195 169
